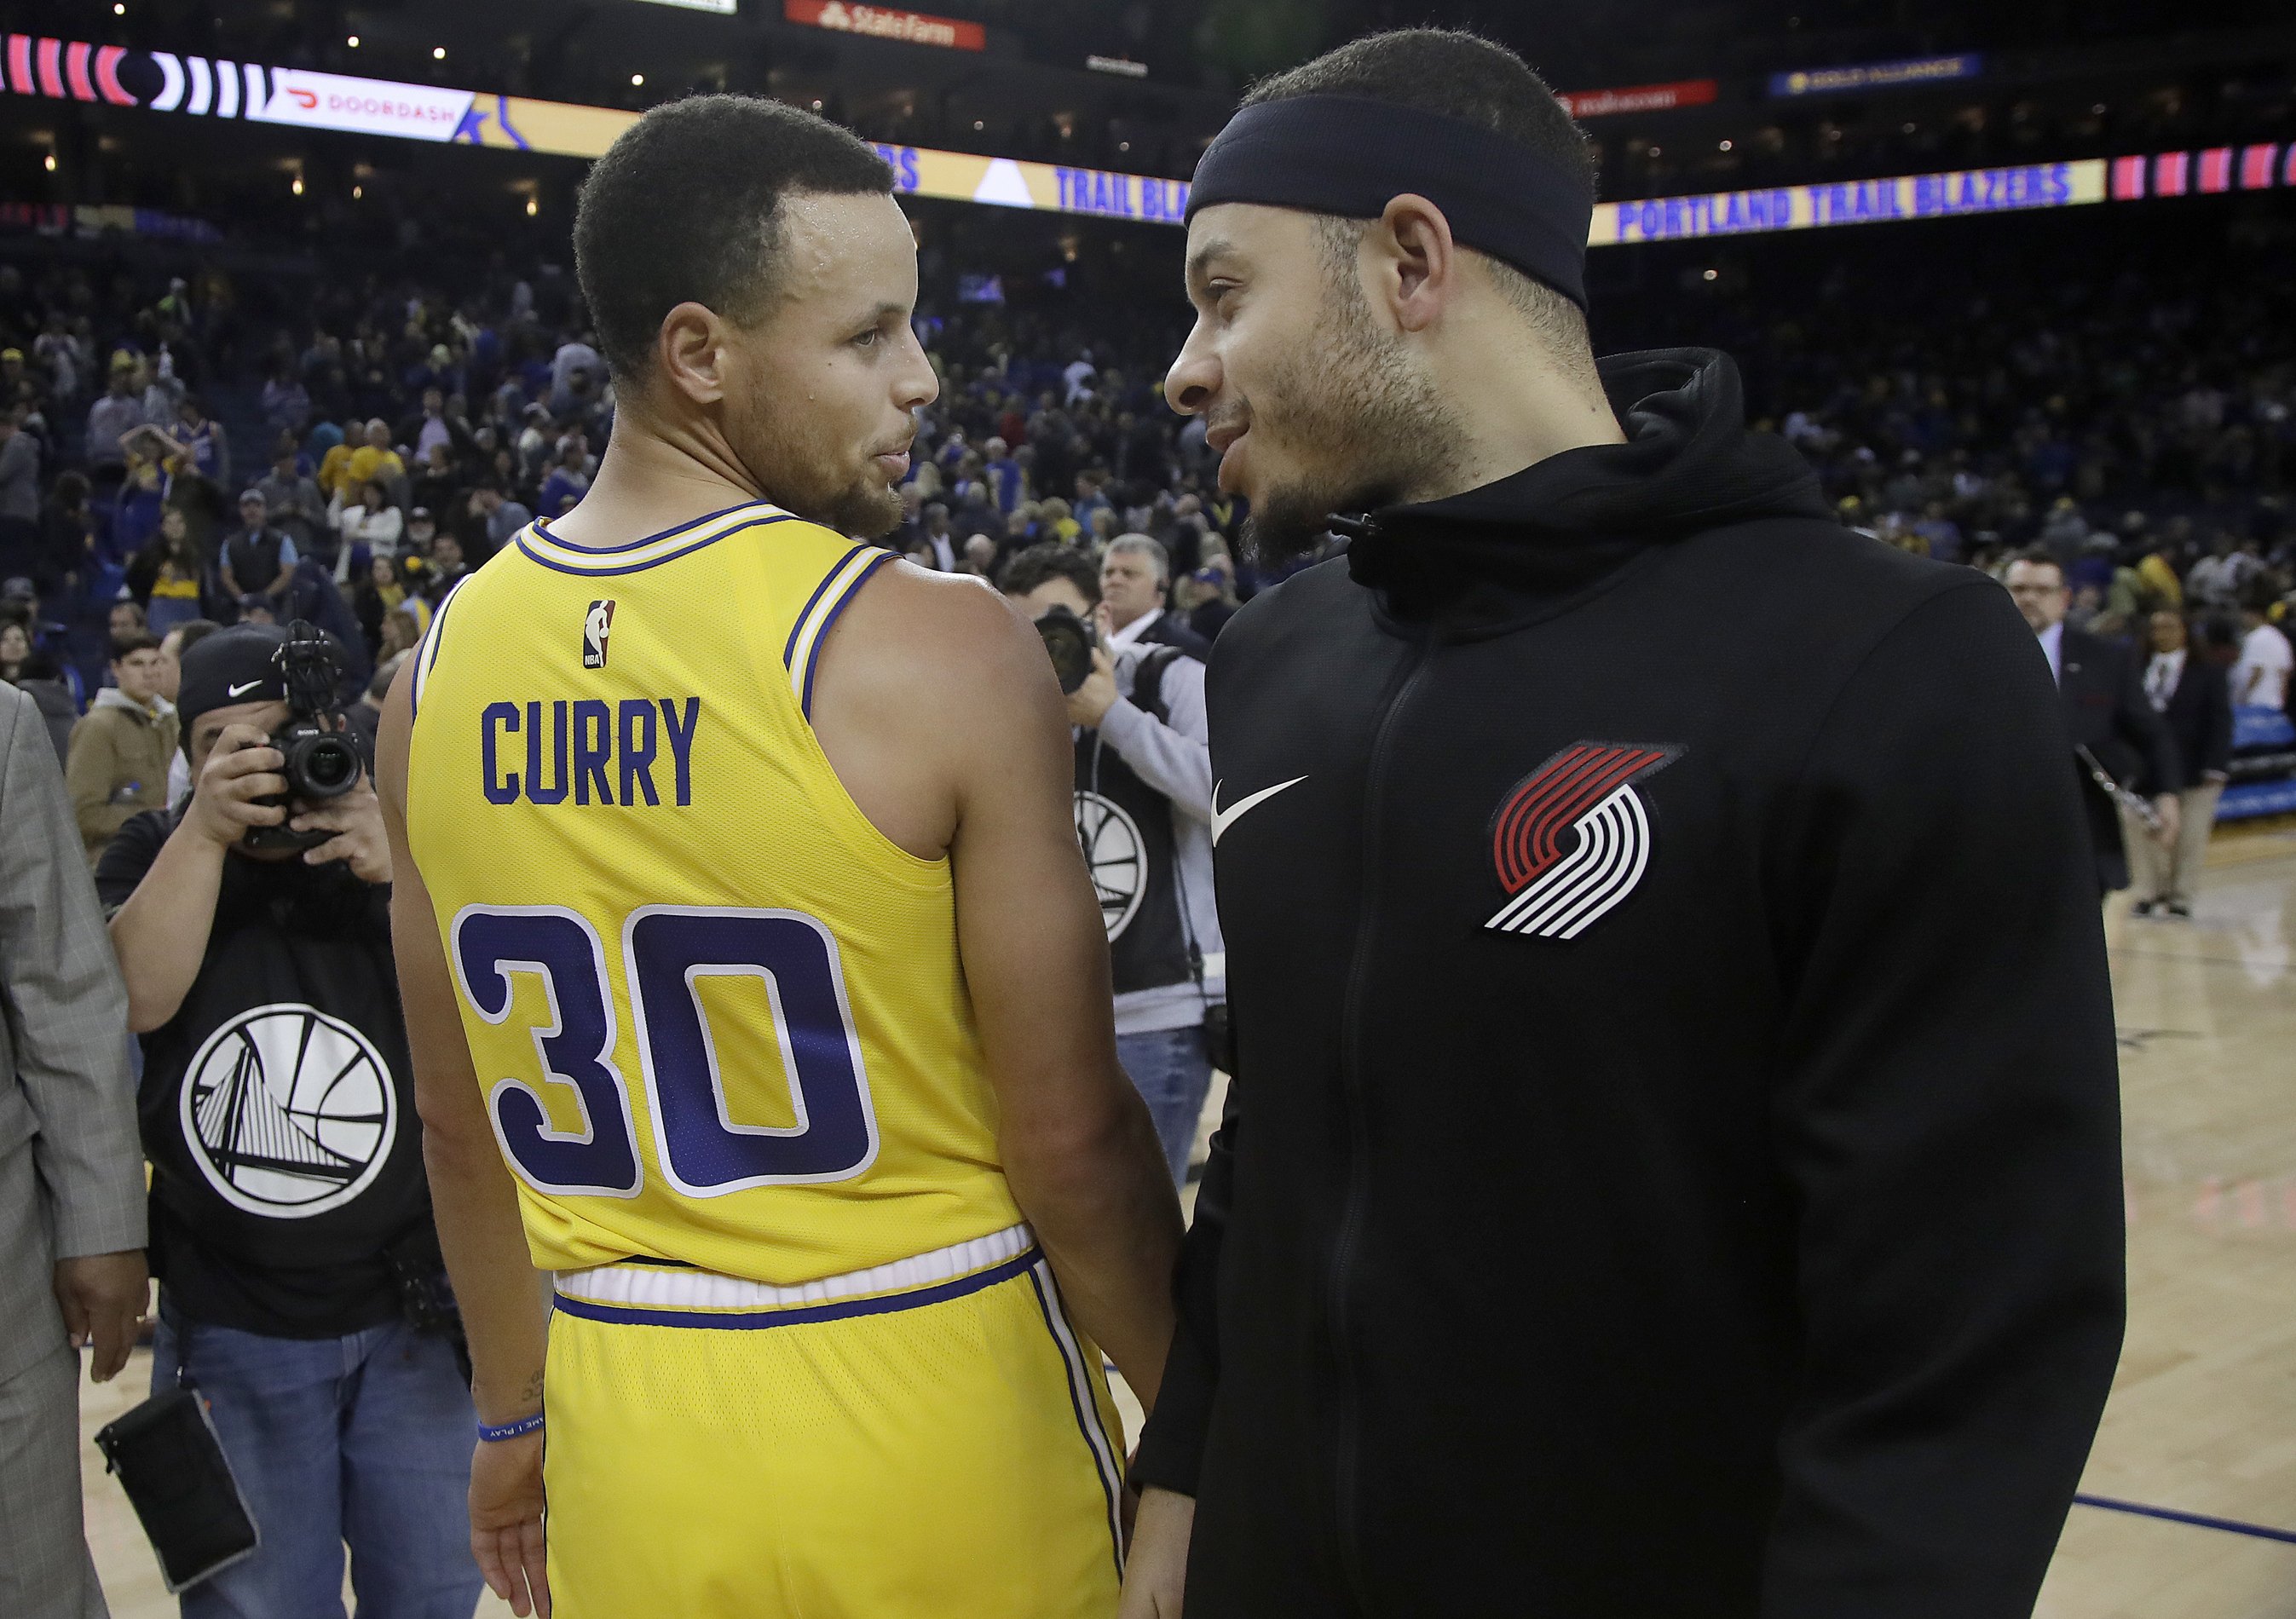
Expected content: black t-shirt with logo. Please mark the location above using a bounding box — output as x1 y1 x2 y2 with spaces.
96 810 432 1339
1076 646 1194 997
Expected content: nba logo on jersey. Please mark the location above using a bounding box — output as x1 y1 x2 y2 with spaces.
583 600 616 668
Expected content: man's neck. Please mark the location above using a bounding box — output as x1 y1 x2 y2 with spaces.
1108 605 1156 638
1399 388 1625 509
1399 330 1625 508
548 410 762 554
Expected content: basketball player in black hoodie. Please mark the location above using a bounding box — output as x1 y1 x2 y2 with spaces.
1122 30 2125 1619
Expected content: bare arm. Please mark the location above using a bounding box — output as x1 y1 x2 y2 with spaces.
107 723 285 1031
847 576 1181 1406
958 605 1181 1405
376 665 552 1617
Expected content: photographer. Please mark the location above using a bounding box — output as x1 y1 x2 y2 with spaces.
1001 544 1226 1184
97 624 479 1617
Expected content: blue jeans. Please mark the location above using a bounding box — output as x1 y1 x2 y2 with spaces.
150 1306 481 1619
1116 1025 1215 1184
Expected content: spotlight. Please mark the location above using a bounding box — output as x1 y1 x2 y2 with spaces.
811 99 823 111
1901 121 1915 134
353 184 363 199
432 45 446 60
1702 268 1719 282
2092 103 2107 116
112 3 124 13
346 34 359 47
1718 139 1733 152
43 152 56 173
291 173 304 195
972 119 984 131
631 73 644 86
1648 145 1662 158
1118 141 1130 153
526 195 538 217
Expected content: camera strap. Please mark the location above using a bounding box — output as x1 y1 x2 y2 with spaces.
159 1293 200 1394
1131 646 1184 727
1120 646 1214 1016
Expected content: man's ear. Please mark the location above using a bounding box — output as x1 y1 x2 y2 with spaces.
1374 193 1459 336
655 302 731 406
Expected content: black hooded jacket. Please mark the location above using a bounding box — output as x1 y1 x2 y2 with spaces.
1130 350 2125 1617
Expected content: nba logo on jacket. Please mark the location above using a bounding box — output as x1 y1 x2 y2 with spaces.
1485 742 1681 940
584 600 616 668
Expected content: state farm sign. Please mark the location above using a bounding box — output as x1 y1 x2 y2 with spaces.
784 0 985 51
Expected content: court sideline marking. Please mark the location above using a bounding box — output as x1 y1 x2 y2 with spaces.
2073 1494 2296 1547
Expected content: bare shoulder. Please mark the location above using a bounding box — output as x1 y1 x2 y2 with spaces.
810 556 1065 857
374 650 418 822
826 557 1057 724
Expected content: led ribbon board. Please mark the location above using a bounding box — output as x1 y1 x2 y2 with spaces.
1589 159 2109 245
4 33 2287 240
0 31 1185 220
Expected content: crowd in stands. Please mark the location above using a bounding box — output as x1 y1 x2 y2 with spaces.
1 218 2292 831
1637 232 2296 658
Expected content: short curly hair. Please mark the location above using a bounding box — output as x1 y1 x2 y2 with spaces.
574 95 894 384
996 542 1100 604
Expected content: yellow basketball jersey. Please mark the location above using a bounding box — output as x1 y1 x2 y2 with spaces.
404 500 1023 1285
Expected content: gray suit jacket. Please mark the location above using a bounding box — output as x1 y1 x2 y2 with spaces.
0 683 145 1384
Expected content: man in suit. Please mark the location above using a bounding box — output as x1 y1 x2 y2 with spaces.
1100 534 1214 660
2130 608 2233 918
2004 553 2181 896
0 682 149 1619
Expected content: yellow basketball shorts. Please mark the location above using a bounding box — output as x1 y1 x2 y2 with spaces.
540 1224 1126 1618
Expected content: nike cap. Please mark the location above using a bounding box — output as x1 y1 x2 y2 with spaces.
176 623 304 746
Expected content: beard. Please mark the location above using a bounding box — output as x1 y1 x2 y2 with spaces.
1233 287 1468 569
793 472 906 540
760 449 906 539
740 395 909 540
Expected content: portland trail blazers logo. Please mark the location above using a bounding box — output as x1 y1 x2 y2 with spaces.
1485 743 1681 941
180 1005 397 1219
1075 790 1146 941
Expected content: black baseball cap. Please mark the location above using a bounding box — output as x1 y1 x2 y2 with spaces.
176 624 293 746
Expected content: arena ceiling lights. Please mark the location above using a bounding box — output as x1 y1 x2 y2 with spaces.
4 31 2288 245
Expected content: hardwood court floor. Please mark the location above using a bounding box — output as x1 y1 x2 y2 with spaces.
78 831 2296 1617
2035 827 2296 1618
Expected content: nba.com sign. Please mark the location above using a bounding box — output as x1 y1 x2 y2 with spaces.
785 0 985 51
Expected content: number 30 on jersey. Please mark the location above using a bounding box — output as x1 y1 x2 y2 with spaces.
448 904 880 1199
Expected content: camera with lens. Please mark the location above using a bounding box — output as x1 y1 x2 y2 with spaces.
1036 604 1095 695
244 620 363 852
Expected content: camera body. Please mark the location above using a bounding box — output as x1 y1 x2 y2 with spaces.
1036 604 1095 695
244 621 362 852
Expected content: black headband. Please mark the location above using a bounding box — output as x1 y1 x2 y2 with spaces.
1185 94 1592 311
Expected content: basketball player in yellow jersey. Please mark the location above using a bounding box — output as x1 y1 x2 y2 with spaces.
375 96 1181 1618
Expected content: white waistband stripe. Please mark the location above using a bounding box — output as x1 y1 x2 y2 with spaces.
555 1223 1033 1312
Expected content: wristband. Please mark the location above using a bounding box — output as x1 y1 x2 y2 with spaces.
477 1412 545 1443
